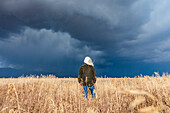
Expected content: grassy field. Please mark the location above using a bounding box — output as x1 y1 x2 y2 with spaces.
0 74 170 113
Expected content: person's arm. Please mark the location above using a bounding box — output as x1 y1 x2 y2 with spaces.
93 67 97 84
78 66 83 84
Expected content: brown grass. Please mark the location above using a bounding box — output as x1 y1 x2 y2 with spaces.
0 73 169 113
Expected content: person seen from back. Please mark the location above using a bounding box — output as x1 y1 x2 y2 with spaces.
78 56 97 98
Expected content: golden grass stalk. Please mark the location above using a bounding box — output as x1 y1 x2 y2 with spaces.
154 72 160 77
127 96 145 110
0 107 8 112
87 108 97 113
138 105 159 113
118 89 156 100
7 83 21 113
9 109 14 113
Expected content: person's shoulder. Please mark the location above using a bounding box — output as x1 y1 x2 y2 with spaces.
81 64 86 68
81 64 94 68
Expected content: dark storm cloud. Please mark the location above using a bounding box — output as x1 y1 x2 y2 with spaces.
0 0 170 76
0 27 103 73
118 0 170 62
0 0 150 44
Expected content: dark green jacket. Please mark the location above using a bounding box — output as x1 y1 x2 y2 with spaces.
78 64 97 87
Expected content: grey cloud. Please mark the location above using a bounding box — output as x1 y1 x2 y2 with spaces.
0 56 8 68
0 61 4 68
118 0 170 62
0 27 103 72
0 0 150 45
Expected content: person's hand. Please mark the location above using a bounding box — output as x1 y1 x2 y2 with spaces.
94 83 95 86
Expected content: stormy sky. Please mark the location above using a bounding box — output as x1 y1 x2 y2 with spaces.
0 0 170 77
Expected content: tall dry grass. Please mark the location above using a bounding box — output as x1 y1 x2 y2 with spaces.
0 73 169 113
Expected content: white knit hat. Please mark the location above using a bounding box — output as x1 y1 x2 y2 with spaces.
84 56 94 66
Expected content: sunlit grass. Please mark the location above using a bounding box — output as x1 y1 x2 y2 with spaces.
0 73 169 113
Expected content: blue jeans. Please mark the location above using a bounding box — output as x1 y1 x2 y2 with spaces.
83 84 95 98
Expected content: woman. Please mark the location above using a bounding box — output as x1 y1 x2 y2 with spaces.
78 56 97 98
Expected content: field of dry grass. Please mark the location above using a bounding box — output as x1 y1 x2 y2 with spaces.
0 73 170 113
